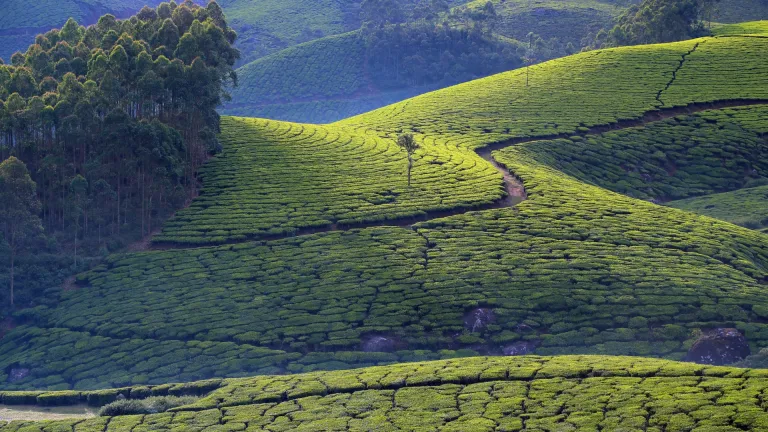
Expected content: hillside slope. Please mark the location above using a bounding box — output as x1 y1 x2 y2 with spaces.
5 356 768 430
223 25 525 123
457 0 624 45
2 30 768 392
222 0 768 124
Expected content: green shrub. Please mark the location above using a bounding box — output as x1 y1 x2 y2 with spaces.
36 391 82 406
98 396 199 416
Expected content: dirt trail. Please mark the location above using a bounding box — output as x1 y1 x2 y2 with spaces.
152 99 768 250
0 404 96 422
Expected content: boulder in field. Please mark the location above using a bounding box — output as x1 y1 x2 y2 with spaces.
686 328 750 365
7 367 30 383
361 335 402 353
464 308 496 333
502 341 537 356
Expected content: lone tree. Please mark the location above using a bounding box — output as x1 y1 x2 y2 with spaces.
0 157 42 306
397 133 420 187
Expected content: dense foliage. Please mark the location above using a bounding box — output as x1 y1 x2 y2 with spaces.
7 356 768 430
0 1 239 308
598 0 716 46
0 157 42 306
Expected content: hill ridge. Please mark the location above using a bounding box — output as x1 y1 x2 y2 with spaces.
656 41 703 106
151 98 768 251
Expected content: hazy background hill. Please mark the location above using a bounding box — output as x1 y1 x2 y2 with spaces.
3 0 768 124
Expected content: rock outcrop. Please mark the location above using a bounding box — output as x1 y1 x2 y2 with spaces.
686 328 750 365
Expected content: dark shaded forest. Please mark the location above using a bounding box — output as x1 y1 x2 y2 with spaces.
0 1 239 313
597 0 719 46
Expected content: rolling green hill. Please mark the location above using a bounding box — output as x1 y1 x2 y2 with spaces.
223 24 526 123
455 0 768 48
5 356 768 430
154 116 502 245
222 0 768 124
713 20 768 35
215 0 357 66
1 29 768 395
512 105 768 201
667 186 768 230
457 0 625 45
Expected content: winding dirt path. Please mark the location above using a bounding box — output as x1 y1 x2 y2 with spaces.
151 99 768 250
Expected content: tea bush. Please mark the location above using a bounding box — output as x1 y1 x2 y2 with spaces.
6 356 768 430
98 396 198 416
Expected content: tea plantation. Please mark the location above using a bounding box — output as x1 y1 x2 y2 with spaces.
339 39 698 144
513 105 768 201
2 25 768 422
7 356 768 430
667 185 768 230
154 117 504 245
713 20 768 36
229 32 368 106
215 0 355 65
458 0 623 46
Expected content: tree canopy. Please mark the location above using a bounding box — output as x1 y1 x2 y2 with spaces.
0 1 238 244
599 0 716 46
0 1 239 310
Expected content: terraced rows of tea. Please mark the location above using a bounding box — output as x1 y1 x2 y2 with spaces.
513 105 768 201
341 36 768 149
230 31 367 107
3 32 768 395
668 185 768 230
460 0 622 46
154 117 503 245
7 356 768 431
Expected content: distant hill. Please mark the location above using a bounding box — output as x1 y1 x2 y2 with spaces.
223 27 525 123
224 0 768 124
453 0 768 49
456 0 626 46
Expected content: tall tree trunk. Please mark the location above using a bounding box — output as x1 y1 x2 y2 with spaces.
9 232 15 307
407 155 413 187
